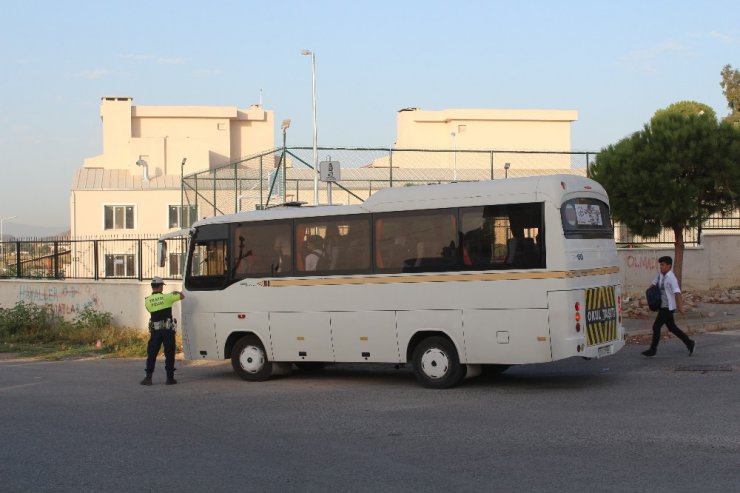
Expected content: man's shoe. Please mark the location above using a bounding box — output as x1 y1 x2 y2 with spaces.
166 377 177 385
641 349 656 357
140 376 152 386
688 340 696 356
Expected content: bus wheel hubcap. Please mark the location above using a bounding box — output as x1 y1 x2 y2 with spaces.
240 346 264 373
421 348 449 379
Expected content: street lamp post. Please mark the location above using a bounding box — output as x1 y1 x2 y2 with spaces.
301 49 318 205
180 158 187 227
0 215 17 268
281 119 291 203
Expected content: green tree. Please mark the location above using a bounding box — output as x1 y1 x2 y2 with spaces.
652 101 716 121
720 64 740 124
591 107 740 284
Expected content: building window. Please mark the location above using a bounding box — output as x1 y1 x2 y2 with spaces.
104 254 135 277
169 205 198 229
168 252 185 277
104 205 135 230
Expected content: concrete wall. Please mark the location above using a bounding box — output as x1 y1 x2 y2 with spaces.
0 279 183 330
618 234 740 294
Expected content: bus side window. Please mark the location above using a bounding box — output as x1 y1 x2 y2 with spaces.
233 222 292 278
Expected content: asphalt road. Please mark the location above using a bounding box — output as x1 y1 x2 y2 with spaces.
1 332 739 493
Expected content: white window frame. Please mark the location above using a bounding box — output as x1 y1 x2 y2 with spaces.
168 204 199 229
103 204 136 230
104 253 136 277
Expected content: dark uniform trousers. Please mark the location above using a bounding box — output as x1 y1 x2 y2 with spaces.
145 327 176 378
650 307 691 350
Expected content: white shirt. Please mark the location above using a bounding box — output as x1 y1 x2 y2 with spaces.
305 249 323 271
653 270 681 311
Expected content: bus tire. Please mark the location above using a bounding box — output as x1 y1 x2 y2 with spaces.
412 336 465 389
231 335 272 381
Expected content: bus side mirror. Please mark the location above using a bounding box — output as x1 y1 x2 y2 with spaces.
157 240 167 268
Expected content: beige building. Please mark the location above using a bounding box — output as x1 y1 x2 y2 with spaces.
69 97 275 278
71 97 275 238
384 107 579 170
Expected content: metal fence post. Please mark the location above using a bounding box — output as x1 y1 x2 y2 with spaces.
389 149 393 188
53 241 59 279
15 241 21 278
259 156 264 209
93 240 99 280
138 239 143 280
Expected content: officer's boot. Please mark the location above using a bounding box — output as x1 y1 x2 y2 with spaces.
166 374 177 385
140 372 153 386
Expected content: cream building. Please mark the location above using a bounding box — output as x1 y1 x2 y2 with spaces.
71 97 275 238
69 96 275 278
383 107 579 170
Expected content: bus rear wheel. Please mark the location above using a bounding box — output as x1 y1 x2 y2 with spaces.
232 335 272 381
412 336 465 389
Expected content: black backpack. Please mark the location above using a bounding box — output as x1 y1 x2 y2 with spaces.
646 278 661 311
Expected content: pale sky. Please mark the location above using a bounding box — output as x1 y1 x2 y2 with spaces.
1 0 738 233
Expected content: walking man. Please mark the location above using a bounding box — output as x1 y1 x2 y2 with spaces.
141 277 184 385
642 256 695 357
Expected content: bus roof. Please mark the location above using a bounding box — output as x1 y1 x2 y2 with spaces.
192 174 606 228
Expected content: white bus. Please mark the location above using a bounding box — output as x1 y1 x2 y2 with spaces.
159 174 624 388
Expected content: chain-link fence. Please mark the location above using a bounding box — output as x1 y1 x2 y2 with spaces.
183 147 595 217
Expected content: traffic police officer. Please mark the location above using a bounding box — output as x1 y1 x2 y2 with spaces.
141 276 184 385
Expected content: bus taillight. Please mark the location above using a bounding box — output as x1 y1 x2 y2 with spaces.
574 301 581 331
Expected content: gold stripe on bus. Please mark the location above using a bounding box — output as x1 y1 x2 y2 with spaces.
256 266 619 288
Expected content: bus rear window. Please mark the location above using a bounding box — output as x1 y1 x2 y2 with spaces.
561 198 613 239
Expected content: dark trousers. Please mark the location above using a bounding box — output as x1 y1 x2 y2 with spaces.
145 329 176 377
650 308 691 350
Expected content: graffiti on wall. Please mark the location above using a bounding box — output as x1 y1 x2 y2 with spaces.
625 254 660 272
17 284 99 316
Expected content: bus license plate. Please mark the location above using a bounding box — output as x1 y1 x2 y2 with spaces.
598 345 612 358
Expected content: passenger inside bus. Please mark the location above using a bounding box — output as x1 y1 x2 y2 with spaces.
271 235 290 276
304 235 325 271
506 229 539 268
323 224 341 269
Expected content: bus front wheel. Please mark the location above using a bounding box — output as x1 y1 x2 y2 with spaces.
232 335 272 381
412 336 465 389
